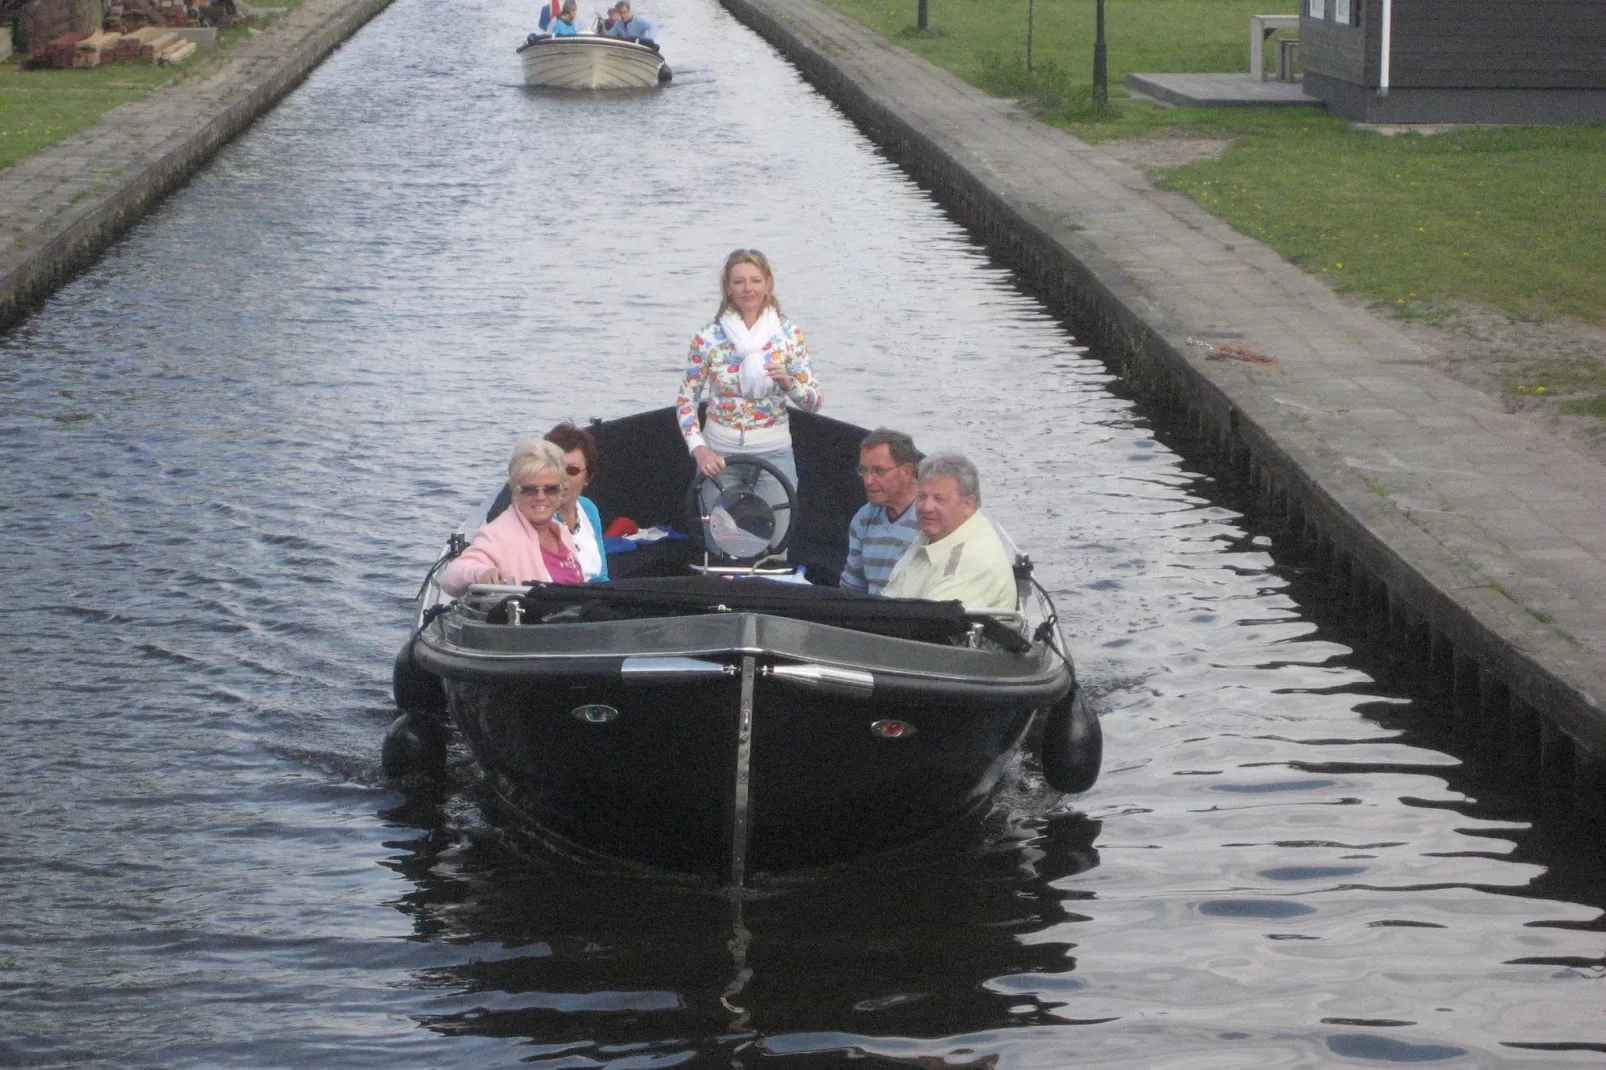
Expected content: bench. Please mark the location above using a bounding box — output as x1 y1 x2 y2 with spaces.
1250 14 1299 81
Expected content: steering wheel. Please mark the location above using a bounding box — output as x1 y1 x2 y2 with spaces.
684 453 797 563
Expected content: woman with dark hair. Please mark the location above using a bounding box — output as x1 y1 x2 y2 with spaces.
674 249 822 546
545 422 609 581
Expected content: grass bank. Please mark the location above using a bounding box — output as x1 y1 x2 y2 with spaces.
817 0 1606 426
0 6 303 172
0 64 174 170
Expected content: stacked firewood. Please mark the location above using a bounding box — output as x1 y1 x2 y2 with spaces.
127 25 197 63
40 24 198 67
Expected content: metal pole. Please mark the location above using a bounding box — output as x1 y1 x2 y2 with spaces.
917 0 927 33
1092 0 1107 107
1026 0 1034 71
1379 0 1393 97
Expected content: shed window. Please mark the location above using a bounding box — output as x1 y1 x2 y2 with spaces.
1308 0 1325 18
1334 0 1350 21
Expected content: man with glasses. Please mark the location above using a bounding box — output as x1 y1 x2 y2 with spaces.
840 429 923 595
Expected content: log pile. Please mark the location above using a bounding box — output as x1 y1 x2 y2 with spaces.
22 0 240 66
127 26 196 63
37 21 202 66
70 29 120 65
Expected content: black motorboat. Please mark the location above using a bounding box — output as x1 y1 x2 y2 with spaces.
387 408 1100 883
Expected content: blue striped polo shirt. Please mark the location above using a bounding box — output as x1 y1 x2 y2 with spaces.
840 501 921 595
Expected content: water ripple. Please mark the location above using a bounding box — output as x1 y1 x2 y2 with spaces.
1 0 1604 1064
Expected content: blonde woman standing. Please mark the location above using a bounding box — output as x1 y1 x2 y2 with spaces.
674 249 822 540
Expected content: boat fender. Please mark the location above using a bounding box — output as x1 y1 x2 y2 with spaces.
1039 688 1102 794
392 641 446 715
381 711 448 784
658 64 672 83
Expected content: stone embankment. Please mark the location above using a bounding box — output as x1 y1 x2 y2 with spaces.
720 0 1606 809
0 0 389 329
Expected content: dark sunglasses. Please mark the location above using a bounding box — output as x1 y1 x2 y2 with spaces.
729 247 765 259
518 483 563 498
565 464 586 478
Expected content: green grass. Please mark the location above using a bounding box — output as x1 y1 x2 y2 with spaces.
818 0 1606 424
822 0 1606 324
0 65 176 170
842 0 1289 84
0 1 307 172
1159 122 1606 325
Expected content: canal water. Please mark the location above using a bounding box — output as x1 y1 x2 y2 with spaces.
3 0 1604 1064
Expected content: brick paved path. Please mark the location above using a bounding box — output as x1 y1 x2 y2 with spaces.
731 0 1606 744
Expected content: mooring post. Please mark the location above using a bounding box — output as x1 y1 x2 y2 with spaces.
1574 744 1606 814
1450 651 1480 746
1539 719 1575 807
1427 629 1454 705
1475 675 1512 775
1506 696 1542 784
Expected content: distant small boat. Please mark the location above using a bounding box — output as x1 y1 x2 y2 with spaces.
518 33 670 90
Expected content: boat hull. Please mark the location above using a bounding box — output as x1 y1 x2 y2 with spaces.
519 36 665 90
417 610 1068 878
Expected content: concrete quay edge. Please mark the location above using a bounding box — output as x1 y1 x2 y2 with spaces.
720 0 1606 798
0 0 391 331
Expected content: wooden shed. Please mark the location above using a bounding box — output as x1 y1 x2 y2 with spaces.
1299 0 1606 123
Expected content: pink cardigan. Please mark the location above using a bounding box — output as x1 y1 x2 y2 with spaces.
440 505 584 596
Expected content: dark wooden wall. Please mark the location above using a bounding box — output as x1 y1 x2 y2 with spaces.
1303 0 1606 90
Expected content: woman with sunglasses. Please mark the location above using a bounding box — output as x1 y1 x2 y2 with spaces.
544 422 609 581
675 249 822 540
440 439 587 595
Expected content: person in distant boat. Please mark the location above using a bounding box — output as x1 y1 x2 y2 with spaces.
882 453 1016 610
440 440 587 595
551 0 581 35
675 248 822 546
840 428 922 595
545 421 610 581
603 0 657 40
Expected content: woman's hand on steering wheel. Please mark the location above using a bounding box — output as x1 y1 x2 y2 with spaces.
693 445 726 477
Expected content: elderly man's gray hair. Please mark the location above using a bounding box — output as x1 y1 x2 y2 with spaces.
917 452 981 502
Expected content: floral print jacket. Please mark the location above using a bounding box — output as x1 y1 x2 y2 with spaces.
675 316 823 451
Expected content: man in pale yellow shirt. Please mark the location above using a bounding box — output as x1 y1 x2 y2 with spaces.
882 453 1017 610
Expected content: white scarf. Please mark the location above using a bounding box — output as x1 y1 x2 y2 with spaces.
718 308 782 399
